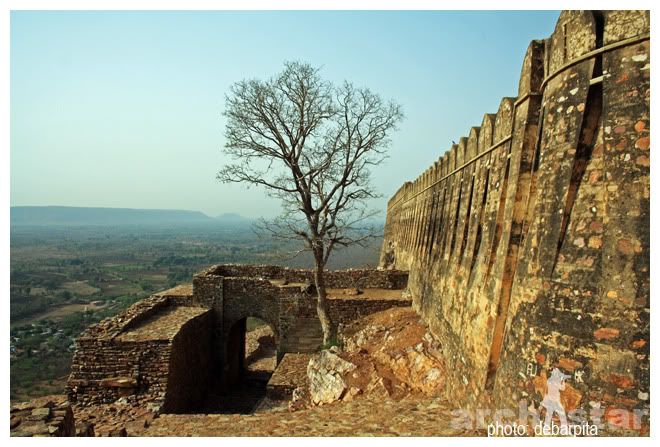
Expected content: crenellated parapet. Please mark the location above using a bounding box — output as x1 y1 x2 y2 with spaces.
379 10 649 433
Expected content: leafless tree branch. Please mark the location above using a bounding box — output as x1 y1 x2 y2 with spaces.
218 61 403 344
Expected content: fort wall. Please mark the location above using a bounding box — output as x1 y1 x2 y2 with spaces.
379 10 649 430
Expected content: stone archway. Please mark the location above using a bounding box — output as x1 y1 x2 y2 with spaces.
224 315 280 388
205 314 280 414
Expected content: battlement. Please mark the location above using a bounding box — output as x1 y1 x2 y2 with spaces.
379 10 649 430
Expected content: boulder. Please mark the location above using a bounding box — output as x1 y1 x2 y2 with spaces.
307 350 356 405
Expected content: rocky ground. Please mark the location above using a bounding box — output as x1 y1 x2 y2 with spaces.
144 307 474 436
245 324 277 373
331 306 446 401
10 395 78 437
145 396 471 436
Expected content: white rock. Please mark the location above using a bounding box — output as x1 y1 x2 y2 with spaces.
307 350 356 405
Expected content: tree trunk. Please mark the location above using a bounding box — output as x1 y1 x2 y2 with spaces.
313 262 337 346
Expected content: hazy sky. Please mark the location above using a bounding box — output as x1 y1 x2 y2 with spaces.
10 10 560 218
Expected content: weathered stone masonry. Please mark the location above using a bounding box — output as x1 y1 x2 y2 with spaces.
379 10 649 431
66 286 214 413
192 265 409 387
67 266 409 411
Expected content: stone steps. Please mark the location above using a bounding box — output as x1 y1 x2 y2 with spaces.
283 317 323 352
285 335 323 352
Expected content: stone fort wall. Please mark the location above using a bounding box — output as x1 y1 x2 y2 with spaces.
379 10 649 430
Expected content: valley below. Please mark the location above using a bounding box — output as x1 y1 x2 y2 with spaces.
9 220 382 402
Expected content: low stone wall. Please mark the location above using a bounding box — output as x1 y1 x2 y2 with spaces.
202 264 408 289
277 294 412 354
329 298 411 326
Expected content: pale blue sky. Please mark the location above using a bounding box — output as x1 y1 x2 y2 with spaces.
10 10 559 218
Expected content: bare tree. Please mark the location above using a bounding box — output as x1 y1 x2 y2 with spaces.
218 61 403 345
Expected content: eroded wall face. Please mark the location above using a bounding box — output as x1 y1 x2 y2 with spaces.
163 311 215 413
379 10 649 429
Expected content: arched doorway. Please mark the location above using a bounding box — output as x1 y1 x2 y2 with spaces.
244 317 277 372
225 316 277 385
213 316 278 414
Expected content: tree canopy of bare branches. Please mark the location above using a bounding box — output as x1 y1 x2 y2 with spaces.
218 61 403 344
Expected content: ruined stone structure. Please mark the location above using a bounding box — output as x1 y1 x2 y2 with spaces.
67 265 409 412
11 396 77 437
379 10 649 430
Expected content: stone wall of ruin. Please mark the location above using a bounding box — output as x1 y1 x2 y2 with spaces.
193 265 411 385
379 10 649 429
68 265 410 409
67 296 173 406
205 264 409 289
162 310 215 413
67 294 214 411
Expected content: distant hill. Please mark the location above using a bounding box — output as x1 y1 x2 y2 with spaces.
10 206 215 226
215 212 252 225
